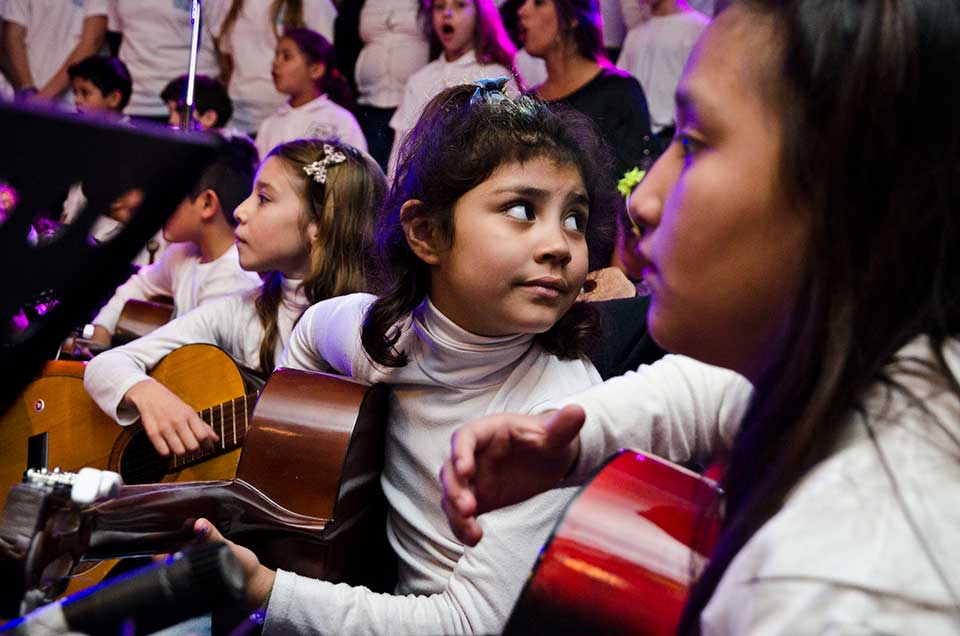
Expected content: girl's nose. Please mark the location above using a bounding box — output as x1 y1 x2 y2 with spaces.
234 197 250 224
534 223 573 265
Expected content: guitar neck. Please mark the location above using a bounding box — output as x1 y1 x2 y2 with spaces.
82 479 329 562
169 391 258 470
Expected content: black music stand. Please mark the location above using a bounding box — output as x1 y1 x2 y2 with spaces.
0 101 221 414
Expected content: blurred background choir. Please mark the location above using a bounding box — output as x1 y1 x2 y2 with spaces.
0 0 712 271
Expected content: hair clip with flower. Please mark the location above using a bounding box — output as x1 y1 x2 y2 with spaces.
303 144 348 184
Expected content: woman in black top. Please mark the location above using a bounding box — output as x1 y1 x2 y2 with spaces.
515 0 653 270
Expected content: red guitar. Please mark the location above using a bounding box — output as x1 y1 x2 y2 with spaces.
504 450 722 635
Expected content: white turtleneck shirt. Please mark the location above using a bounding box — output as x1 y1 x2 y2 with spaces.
85 278 309 425
274 292 603 635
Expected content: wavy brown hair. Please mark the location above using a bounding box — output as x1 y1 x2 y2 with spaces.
361 83 616 368
254 139 386 374
679 1 960 631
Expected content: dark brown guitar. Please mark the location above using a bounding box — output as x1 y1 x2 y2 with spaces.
59 297 175 360
1 367 394 608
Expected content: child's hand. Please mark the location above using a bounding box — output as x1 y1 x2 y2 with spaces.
439 405 585 546
194 518 276 611
123 379 220 457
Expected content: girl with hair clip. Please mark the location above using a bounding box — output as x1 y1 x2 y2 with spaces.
516 0 654 268
386 0 518 174
255 28 367 161
84 139 385 459
215 0 337 135
190 80 617 635
442 0 960 633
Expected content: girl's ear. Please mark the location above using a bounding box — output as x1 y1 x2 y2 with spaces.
308 62 326 82
401 199 442 265
306 219 321 246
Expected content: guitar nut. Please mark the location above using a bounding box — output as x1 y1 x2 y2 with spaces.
34 399 45 413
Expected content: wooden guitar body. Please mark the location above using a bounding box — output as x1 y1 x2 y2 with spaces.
504 450 722 636
0 367 395 607
0 343 249 594
83 368 394 590
0 343 247 499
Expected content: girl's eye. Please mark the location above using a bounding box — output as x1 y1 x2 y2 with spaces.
257 193 269 204
563 212 586 232
678 134 705 164
505 202 535 221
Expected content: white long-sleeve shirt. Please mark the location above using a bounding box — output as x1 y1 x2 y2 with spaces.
616 10 709 133
92 242 261 334
107 0 229 117
387 50 514 175
214 0 337 134
85 278 307 425
255 94 367 159
560 342 960 633
272 293 603 635
2 0 108 105
354 0 429 108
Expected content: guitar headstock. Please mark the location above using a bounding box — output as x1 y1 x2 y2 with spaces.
0 467 122 616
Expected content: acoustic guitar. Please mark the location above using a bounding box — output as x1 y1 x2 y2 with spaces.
1 367 395 611
503 450 723 636
0 343 254 501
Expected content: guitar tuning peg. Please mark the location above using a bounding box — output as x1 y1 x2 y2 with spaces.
71 468 123 505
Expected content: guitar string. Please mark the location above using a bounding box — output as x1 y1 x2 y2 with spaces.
118 392 257 482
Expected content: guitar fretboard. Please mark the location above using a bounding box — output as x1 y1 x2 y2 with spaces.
170 391 258 469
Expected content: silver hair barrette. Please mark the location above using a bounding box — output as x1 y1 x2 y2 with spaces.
470 77 510 105
303 144 348 184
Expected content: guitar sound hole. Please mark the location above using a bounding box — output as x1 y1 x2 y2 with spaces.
118 430 170 484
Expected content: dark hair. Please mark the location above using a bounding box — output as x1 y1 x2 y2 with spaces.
189 133 259 227
220 0 305 41
280 27 355 111
67 55 132 111
361 83 615 367
255 139 385 373
160 74 234 128
551 0 608 64
680 1 960 631
422 0 517 70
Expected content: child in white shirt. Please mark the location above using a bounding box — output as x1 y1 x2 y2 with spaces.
387 0 517 174
255 27 366 159
84 139 385 458
190 81 619 636
87 135 263 348
215 0 337 135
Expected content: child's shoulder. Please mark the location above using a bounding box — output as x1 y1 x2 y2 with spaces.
304 292 378 322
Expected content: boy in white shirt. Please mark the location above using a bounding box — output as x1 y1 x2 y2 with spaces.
161 73 235 132
1 0 108 105
87 135 262 347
